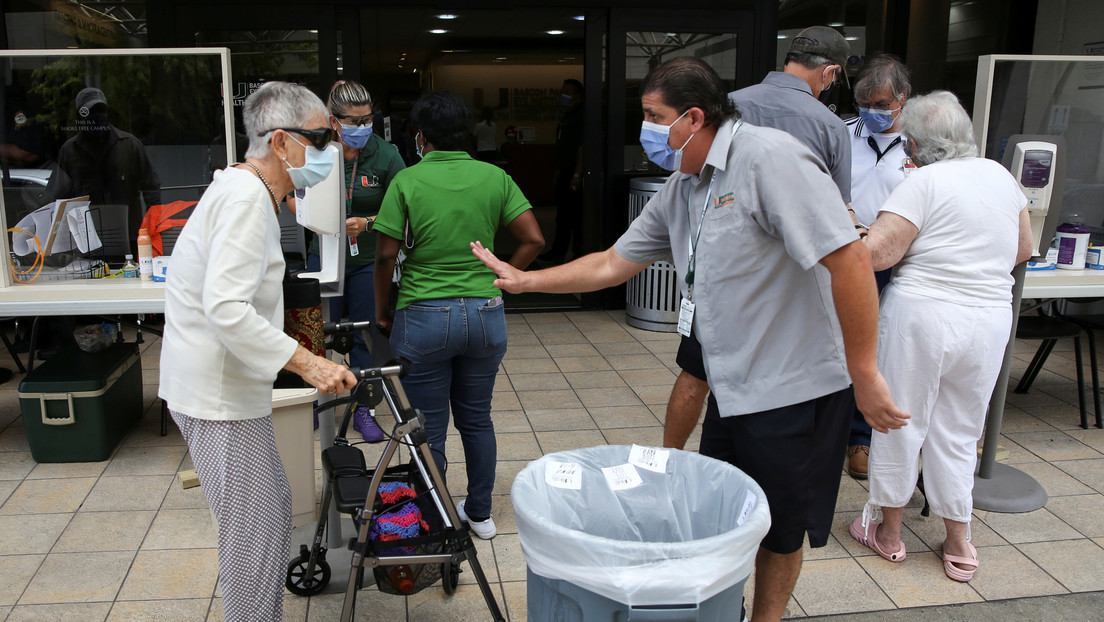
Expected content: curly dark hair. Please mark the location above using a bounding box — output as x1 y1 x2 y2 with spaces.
411 90 471 151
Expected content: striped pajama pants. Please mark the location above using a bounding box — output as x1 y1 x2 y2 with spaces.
171 409 292 622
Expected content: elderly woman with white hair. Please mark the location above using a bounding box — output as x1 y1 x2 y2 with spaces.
848 90 1033 582
159 81 357 621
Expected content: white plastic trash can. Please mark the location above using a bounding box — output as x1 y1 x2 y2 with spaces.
513 445 771 621
626 177 680 332
271 387 318 528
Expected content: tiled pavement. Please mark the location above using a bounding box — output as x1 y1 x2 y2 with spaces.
1 310 1104 620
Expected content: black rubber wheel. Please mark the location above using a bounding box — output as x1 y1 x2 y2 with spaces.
441 561 460 595
286 554 331 596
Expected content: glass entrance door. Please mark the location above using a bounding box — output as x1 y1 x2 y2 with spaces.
584 9 756 308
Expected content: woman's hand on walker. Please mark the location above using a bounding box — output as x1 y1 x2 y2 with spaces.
285 346 358 395
471 240 528 293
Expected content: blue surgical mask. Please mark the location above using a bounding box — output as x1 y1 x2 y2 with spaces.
284 136 335 189
340 123 373 149
639 110 693 171
857 107 899 133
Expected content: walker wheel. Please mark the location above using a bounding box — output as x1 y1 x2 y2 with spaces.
441 561 460 595
286 553 331 596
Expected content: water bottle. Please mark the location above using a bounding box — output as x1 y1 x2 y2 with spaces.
387 565 415 594
137 228 154 281
122 254 139 279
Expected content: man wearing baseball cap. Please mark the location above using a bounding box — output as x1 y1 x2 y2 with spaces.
662 26 857 456
54 86 161 241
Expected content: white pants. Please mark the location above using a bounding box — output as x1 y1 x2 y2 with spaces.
867 287 1011 523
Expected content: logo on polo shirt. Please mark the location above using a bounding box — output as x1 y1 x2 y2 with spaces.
714 192 735 209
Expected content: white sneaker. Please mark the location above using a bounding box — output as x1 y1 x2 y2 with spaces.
457 499 496 539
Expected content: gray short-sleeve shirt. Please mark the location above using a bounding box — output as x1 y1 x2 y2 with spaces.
730 72 852 204
614 119 857 416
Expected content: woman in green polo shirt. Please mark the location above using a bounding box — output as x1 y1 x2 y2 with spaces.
373 90 544 539
305 80 405 439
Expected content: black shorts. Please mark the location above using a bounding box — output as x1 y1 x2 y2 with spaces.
675 329 707 381
699 386 854 554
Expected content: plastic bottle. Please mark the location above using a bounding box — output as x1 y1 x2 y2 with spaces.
137 228 153 281
387 565 415 594
122 254 138 278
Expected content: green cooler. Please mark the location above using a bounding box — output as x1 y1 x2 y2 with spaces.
18 343 143 462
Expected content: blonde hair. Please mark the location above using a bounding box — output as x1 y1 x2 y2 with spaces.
327 80 372 116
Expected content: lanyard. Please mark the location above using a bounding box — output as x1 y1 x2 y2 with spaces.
685 120 742 300
345 151 360 214
867 135 901 165
685 172 715 298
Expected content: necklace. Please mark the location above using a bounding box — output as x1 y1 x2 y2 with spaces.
237 161 280 214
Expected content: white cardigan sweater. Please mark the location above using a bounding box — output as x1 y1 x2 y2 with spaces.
159 167 299 420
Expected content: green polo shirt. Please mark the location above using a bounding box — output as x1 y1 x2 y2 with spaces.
374 150 532 309
308 133 406 265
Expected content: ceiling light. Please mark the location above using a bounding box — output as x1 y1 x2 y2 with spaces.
495 57 507 60
436 14 458 20
572 15 585 21
429 29 448 34
845 36 859 41
546 30 565 35
777 34 788 39
827 22 844 27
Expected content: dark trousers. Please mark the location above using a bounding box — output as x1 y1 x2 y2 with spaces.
548 170 583 261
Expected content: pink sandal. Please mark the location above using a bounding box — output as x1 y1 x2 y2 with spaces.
849 515 906 562
943 543 978 582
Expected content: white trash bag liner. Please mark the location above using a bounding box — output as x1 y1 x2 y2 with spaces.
512 444 771 607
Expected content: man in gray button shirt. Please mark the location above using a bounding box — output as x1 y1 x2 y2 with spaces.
472 57 908 622
664 26 855 452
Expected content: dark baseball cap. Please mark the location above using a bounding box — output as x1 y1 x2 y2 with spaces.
75 87 108 113
790 26 851 87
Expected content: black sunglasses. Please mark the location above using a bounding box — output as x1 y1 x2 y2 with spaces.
259 127 334 150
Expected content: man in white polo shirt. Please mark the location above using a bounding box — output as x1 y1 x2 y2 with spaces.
843 54 912 479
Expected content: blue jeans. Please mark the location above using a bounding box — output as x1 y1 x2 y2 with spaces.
306 254 375 370
390 297 507 520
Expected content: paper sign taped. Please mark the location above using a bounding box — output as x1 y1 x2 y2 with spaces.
737 490 757 526
546 461 582 490
628 444 670 473
602 463 644 491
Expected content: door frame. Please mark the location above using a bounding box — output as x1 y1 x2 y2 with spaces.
582 7 765 309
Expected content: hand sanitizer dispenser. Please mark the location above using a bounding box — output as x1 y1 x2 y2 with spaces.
295 144 345 296
1010 141 1057 257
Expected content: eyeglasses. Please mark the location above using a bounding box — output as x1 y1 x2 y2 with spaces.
259 127 334 150
335 114 373 127
854 97 901 110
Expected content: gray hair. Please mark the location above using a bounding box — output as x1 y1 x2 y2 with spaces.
899 90 978 166
243 81 328 159
854 54 911 104
327 80 372 117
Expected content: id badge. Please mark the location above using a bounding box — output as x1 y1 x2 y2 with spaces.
348 236 359 257
677 297 695 337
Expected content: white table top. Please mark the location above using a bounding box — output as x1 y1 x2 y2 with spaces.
1023 268 1104 299
0 279 165 316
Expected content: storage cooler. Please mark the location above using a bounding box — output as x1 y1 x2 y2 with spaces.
18 343 143 462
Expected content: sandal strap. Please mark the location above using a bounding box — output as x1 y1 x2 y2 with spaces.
942 553 978 569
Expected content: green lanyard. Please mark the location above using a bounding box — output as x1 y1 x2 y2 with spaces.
685 119 742 300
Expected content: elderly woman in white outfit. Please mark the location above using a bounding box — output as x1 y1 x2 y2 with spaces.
159 82 357 621
848 91 1033 582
